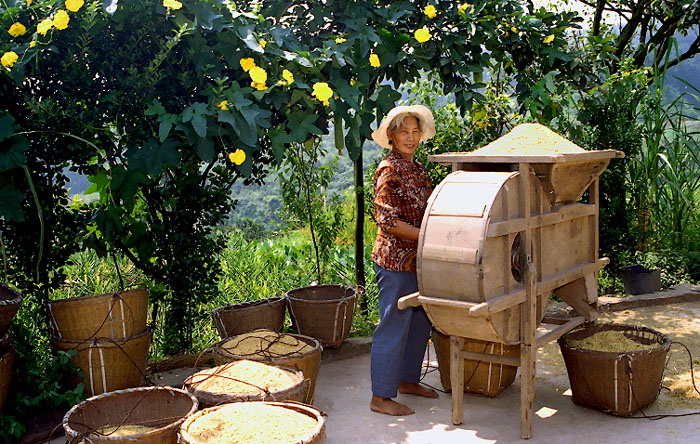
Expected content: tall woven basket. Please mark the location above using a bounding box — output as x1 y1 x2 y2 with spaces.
48 288 148 341
52 329 152 397
431 328 518 397
211 297 286 339
179 401 326 444
63 386 198 444
0 284 22 337
558 323 671 416
0 337 14 414
213 332 322 404
286 285 357 348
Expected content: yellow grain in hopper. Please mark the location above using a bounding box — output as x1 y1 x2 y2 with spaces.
398 123 624 438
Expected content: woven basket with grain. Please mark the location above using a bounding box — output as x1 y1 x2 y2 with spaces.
286 285 357 348
179 401 326 444
211 297 286 339
184 360 306 408
48 288 148 341
0 342 14 415
0 284 22 337
52 329 151 397
63 386 198 444
431 329 519 397
213 330 322 404
558 323 671 416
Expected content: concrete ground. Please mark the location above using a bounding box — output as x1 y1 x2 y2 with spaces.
48 285 700 444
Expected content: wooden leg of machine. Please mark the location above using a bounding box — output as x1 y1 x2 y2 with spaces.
520 262 538 439
450 335 465 425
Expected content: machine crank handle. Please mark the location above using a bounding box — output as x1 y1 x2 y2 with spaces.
397 292 421 310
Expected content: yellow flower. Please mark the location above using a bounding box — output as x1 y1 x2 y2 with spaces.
8 23 27 37
543 34 555 44
65 0 84 12
252 81 267 91
322 99 330 107
312 82 333 103
163 0 182 10
335 37 346 44
26 0 32 5
53 10 70 30
249 66 267 84
277 80 287 86
511 26 517 33
369 53 380 68
217 100 229 111
350 79 357 86
424 5 436 19
37 18 54 35
259 39 267 48
458 3 471 13
229 149 246 165
239 57 256 72
29 40 36 47
282 69 294 84
1 51 19 68
414 27 431 43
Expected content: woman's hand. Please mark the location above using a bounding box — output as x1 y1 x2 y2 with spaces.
386 221 420 241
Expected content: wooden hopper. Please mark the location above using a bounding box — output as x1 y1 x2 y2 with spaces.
398 124 623 439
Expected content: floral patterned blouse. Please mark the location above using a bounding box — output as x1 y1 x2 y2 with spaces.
372 150 433 272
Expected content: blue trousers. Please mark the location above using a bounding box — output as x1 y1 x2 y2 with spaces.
370 264 432 398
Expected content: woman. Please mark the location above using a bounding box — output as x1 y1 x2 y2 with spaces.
369 105 438 416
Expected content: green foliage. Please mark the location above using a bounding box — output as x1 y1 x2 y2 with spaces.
279 139 346 284
0 296 84 443
574 62 647 271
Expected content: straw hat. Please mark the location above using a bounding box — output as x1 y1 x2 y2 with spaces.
371 105 436 149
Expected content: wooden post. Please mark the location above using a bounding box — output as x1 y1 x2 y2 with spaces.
519 163 536 439
450 335 465 425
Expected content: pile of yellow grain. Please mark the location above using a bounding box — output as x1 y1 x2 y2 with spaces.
184 403 318 444
91 424 157 437
188 360 300 396
221 330 314 358
474 123 586 155
567 330 660 353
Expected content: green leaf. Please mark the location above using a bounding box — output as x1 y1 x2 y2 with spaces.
288 112 322 143
127 139 180 177
0 182 25 222
0 135 29 171
145 99 166 116
196 137 215 163
270 126 293 164
0 112 16 142
181 103 211 139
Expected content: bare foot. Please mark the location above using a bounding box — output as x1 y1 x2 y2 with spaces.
398 382 439 398
370 395 415 416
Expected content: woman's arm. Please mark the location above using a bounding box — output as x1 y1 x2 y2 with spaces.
385 220 420 241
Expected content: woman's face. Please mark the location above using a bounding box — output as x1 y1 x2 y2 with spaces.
388 116 421 160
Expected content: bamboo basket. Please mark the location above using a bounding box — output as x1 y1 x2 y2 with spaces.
63 386 198 444
286 285 357 348
179 401 326 444
48 288 148 341
211 297 286 339
431 329 519 397
213 332 322 404
0 344 14 414
52 329 152 397
558 323 671 416
184 361 306 408
0 284 22 337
